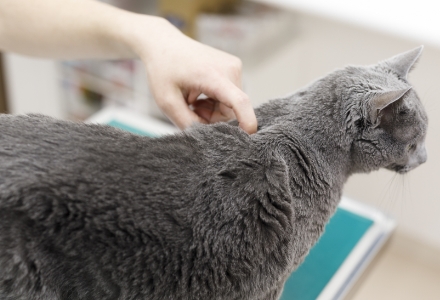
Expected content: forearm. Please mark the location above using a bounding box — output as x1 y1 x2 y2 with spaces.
0 0 163 60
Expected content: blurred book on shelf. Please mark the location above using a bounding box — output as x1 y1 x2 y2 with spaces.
196 1 296 67
159 0 239 38
60 59 154 121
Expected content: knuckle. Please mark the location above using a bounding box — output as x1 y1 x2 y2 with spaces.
228 57 242 79
236 93 250 106
194 66 208 79
156 98 172 111
230 57 242 70
198 67 220 86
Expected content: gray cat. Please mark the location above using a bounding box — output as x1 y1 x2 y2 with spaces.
0 47 427 300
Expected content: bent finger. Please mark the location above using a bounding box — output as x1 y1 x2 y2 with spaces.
156 89 207 129
200 77 257 134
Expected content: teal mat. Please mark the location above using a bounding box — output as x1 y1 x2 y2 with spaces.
108 118 374 299
108 120 157 137
280 208 373 300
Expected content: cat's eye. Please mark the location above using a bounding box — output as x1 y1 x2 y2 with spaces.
408 143 417 151
399 109 409 116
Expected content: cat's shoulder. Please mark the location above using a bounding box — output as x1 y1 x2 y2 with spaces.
184 122 253 147
190 122 290 190
185 122 288 168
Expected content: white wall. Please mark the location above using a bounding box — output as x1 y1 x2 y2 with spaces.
245 12 440 250
4 54 63 118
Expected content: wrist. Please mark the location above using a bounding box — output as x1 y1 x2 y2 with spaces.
114 13 182 62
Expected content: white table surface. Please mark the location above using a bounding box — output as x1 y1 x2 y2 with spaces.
252 0 440 48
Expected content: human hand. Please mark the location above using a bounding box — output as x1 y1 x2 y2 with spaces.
125 17 257 134
0 1 256 133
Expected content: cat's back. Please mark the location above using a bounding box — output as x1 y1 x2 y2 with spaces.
0 113 268 206
0 113 131 164
0 114 296 300
0 115 182 184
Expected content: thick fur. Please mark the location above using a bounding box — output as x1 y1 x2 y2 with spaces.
0 48 428 299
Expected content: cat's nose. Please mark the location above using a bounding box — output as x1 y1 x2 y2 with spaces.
418 146 427 164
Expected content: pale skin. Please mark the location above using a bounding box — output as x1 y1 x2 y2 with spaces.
0 0 257 134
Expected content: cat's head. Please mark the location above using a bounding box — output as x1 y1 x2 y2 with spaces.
345 46 428 174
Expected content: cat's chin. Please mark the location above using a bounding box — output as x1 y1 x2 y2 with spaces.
386 163 412 174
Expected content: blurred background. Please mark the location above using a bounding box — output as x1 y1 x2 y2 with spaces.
1 0 440 299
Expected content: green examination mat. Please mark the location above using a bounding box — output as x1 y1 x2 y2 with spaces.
280 208 373 300
107 120 157 138
108 119 375 300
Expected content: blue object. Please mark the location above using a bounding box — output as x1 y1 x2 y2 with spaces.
280 208 373 300
107 120 157 137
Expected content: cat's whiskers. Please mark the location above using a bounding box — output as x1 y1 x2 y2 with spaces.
387 173 413 218
400 173 414 214
389 173 402 213
398 174 406 216
388 172 408 216
379 172 399 212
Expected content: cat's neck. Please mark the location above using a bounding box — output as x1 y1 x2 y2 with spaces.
254 85 353 186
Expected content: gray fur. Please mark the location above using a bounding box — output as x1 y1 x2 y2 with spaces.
0 47 427 300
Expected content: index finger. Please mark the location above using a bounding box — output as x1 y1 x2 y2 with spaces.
200 77 257 134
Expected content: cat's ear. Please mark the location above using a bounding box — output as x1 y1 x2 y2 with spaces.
369 88 411 127
379 46 423 79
